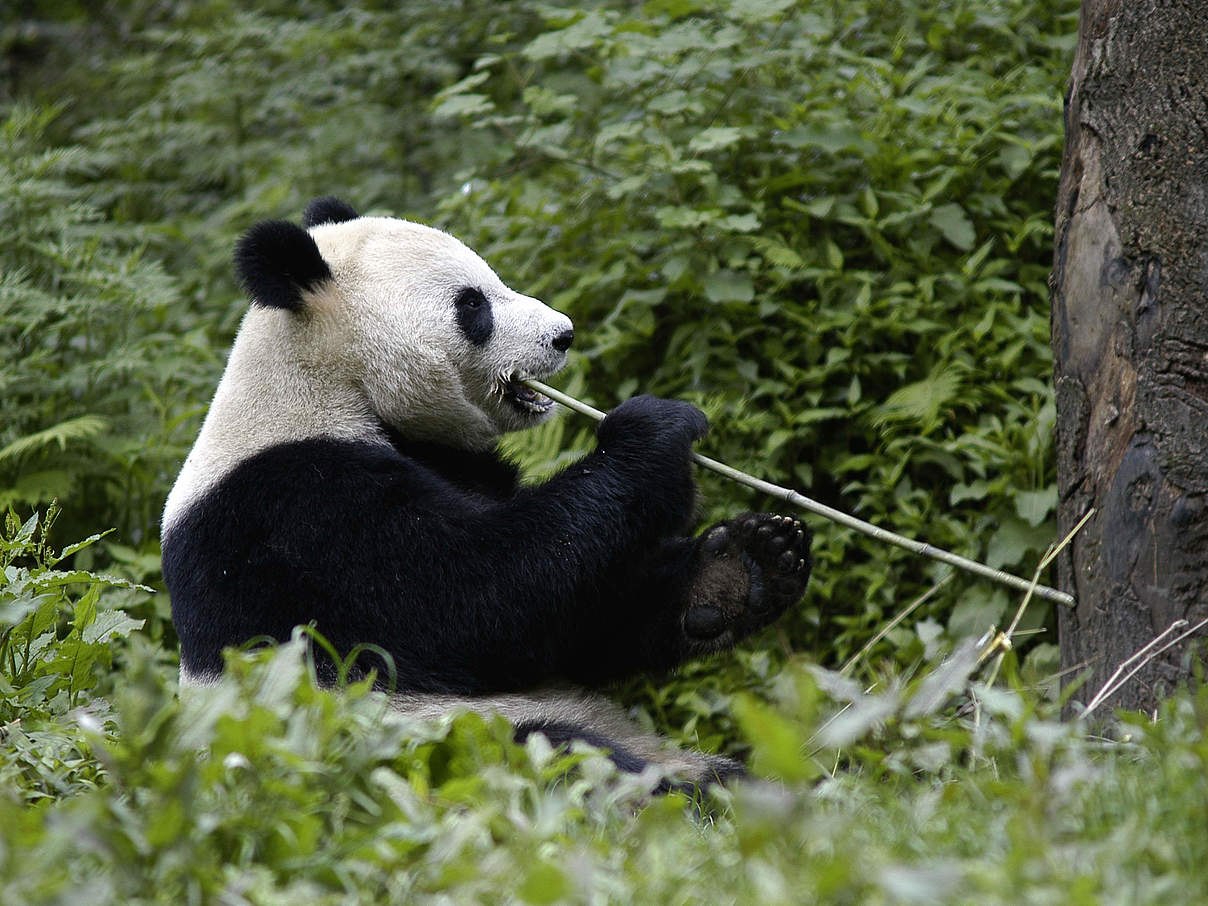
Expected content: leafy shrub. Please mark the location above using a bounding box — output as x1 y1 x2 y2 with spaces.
0 105 211 553
0 505 148 804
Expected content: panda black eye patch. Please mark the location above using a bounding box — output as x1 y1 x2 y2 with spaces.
454 287 493 346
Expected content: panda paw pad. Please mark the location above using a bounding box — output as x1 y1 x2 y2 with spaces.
683 513 811 650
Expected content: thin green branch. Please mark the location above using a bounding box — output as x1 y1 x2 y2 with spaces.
841 574 953 676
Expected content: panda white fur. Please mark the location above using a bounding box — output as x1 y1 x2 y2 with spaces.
162 197 812 790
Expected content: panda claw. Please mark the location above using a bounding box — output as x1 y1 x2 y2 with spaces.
701 526 729 555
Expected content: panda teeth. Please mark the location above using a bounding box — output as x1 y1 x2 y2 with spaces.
504 375 553 414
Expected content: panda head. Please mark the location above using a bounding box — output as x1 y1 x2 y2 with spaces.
233 197 574 450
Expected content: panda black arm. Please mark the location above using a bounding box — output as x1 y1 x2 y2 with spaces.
375 395 713 687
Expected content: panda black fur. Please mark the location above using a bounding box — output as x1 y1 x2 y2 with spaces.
161 198 812 789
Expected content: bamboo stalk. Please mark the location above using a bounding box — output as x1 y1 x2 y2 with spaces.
523 378 1076 608
1080 615 1208 717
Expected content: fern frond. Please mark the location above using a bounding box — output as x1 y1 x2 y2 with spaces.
0 416 111 462
872 368 965 432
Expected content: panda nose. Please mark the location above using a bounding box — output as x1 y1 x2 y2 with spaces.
551 328 574 352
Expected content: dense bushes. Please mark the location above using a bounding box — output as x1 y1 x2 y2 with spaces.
433 1 1074 672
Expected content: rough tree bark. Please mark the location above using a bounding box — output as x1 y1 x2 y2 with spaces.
1051 0 1208 714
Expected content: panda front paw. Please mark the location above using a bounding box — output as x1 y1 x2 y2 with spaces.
682 513 811 653
594 395 708 533
596 394 708 456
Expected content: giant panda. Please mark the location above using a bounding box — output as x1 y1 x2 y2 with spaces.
161 197 812 789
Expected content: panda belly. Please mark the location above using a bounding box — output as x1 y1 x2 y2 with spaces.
163 434 533 693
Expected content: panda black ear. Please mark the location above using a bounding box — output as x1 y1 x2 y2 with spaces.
302 197 359 228
234 219 332 311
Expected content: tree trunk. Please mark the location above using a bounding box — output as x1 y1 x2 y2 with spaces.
1051 0 1208 715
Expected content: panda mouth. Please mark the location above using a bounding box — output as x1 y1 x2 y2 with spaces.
502 375 554 415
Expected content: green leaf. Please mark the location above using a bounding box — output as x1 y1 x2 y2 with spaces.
703 270 754 303
655 206 713 230
773 124 874 155
929 203 976 251
715 212 762 232
518 859 572 905
732 694 820 783
57 529 116 562
825 240 844 270
82 609 145 645
1013 486 1057 527
522 11 611 60
750 237 804 269
948 588 1007 639
950 480 993 505
985 518 1051 570
726 0 797 21
431 93 494 120
72 583 99 635
689 126 747 152
873 369 963 431
0 415 110 462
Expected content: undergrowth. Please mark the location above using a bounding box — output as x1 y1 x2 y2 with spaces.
4 510 1208 904
4 0 1078 670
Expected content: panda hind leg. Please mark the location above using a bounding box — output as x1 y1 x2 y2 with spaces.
514 720 654 776
682 512 812 654
514 720 744 794
510 692 744 792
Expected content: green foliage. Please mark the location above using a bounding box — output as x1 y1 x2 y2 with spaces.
0 505 148 803
4 534 1208 902
4 0 1076 673
0 104 212 551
